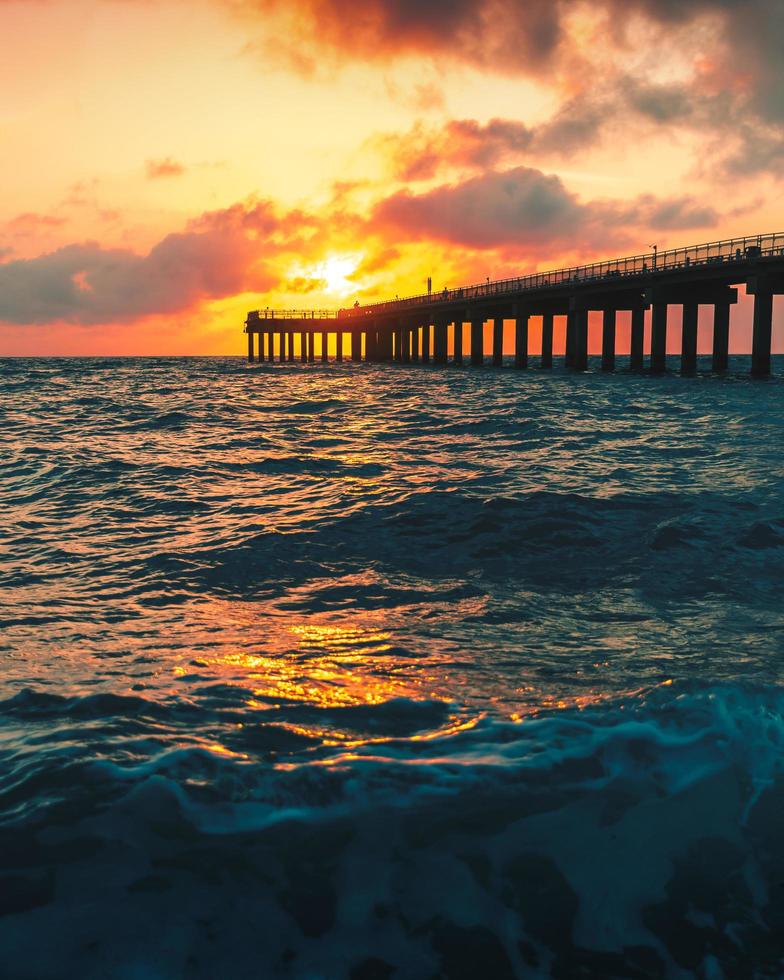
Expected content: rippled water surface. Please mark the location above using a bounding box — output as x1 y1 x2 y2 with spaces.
2 356 784 979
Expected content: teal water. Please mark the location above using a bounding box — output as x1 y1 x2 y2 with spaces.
1 355 784 978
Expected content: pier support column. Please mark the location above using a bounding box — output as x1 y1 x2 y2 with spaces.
681 302 698 376
650 302 668 374
541 313 553 369
434 319 448 364
630 308 645 372
351 330 361 362
402 325 411 363
712 302 730 373
748 279 775 377
308 331 315 362
565 312 576 368
752 291 773 378
575 309 588 371
422 324 431 363
321 332 328 362
453 319 464 364
567 307 588 371
492 318 503 366
378 328 393 362
470 320 484 366
288 332 295 362
514 311 528 369
410 326 419 363
247 331 255 363
336 332 343 362
601 311 615 372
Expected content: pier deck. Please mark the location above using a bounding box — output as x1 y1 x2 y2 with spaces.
245 233 784 376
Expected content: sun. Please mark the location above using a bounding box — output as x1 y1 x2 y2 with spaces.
317 255 359 296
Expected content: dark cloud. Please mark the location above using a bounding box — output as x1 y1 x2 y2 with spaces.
374 167 583 250
243 0 761 79
145 158 187 179
636 195 720 230
245 0 784 176
244 0 564 74
372 166 718 254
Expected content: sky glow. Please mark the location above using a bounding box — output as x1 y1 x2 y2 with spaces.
1 0 783 354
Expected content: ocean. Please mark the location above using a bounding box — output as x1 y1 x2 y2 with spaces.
2 355 784 979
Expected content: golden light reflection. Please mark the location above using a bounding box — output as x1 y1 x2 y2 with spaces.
164 603 469 752
515 676 677 720
189 617 416 710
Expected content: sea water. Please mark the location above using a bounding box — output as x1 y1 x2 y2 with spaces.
1 355 784 978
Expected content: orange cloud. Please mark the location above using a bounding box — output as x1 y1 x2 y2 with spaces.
0 199 300 325
145 157 187 179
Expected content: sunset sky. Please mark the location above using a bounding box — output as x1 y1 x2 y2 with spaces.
2 0 783 355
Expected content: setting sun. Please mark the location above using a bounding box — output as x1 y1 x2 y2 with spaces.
319 254 361 296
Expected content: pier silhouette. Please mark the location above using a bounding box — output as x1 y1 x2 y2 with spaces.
245 233 784 376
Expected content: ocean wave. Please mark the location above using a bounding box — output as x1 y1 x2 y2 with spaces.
1 683 783 977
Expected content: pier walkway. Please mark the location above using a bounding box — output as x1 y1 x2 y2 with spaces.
245 233 784 376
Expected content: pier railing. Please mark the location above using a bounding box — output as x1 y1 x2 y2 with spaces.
338 232 784 317
247 309 339 320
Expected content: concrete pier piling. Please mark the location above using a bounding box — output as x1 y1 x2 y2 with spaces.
434 319 448 364
541 314 554 369
453 319 464 364
650 302 668 374
712 302 730 373
630 308 645 371
245 234 782 376
470 320 483 366
492 318 503 366
601 311 616 372
574 308 589 372
681 302 699 376
514 311 528 369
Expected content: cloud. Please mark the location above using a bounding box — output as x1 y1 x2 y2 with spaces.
372 165 718 254
373 110 615 183
0 199 297 326
7 212 67 234
638 195 720 231
375 119 534 181
237 0 751 78
242 0 564 75
240 0 784 178
145 157 187 179
374 167 583 250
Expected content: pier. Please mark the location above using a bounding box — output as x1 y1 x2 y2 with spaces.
245 233 784 376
